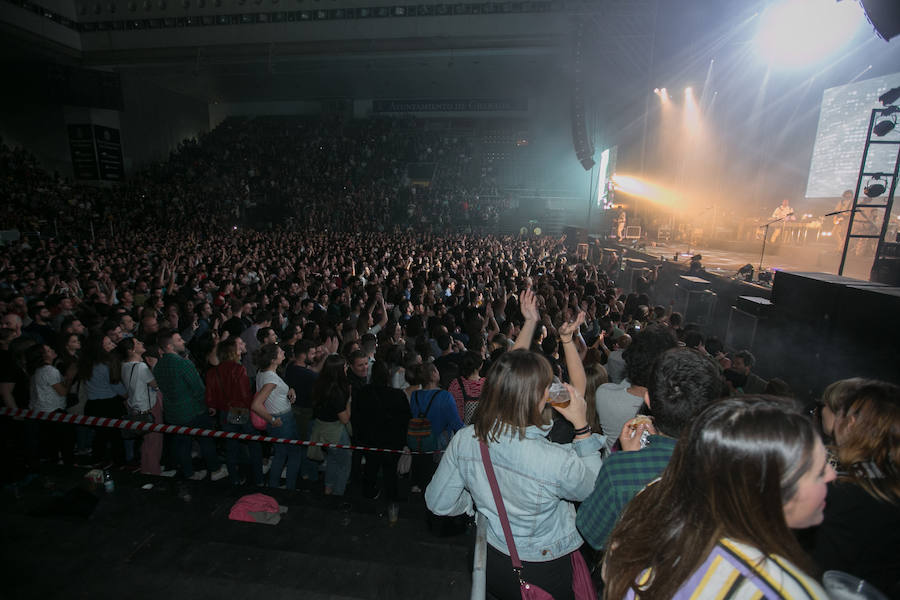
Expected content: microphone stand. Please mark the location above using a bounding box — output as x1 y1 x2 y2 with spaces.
757 216 788 275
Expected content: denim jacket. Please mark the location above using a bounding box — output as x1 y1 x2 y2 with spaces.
425 423 605 562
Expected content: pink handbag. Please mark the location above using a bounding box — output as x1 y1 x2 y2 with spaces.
479 441 596 600
250 410 268 431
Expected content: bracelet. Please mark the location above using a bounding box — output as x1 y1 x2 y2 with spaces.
573 425 592 436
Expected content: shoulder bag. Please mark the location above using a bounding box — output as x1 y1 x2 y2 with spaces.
479 441 596 600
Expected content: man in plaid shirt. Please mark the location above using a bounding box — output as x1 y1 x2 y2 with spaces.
576 348 721 550
154 330 228 481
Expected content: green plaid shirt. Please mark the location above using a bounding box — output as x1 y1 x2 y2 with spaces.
576 435 677 550
153 352 206 425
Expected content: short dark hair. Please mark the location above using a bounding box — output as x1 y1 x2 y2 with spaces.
369 359 391 387
623 324 678 387
293 339 315 357
683 330 703 349
348 349 368 364
459 351 483 378
157 329 176 352
648 348 722 437
253 310 273 324
437 334 452 352
734 350 756 368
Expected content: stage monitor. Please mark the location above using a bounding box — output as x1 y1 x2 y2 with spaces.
805 71 900 199
596 145 618 208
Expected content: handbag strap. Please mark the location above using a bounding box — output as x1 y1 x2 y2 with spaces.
457 377 472 403
413 389 438 417
479 440 524 572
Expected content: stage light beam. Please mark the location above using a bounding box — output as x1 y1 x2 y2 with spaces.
610 174 680 207
754 0 864 69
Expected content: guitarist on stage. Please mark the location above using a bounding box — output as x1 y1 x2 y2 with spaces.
831 189 853 251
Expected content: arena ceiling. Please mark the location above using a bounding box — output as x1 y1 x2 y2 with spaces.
2 0 665 104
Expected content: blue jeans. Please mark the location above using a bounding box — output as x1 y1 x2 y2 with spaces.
324 427 352 496
267 410 301 490
299 418 320 481
220 413 264 486
173 412 221 478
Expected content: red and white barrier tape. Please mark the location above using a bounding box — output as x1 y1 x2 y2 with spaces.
0 407 440 455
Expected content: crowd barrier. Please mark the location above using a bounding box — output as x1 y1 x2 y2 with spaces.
0 407 440 455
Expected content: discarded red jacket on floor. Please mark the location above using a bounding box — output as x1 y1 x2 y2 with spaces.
229 493 283 524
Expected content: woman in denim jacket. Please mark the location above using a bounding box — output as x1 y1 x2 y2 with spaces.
426 290 604 600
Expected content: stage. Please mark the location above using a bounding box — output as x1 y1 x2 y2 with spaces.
618 238 877 283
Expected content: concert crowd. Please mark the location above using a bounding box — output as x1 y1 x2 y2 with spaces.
0 117 897 599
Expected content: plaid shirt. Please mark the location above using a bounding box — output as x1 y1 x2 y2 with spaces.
153 352 206 425
576 435 677 550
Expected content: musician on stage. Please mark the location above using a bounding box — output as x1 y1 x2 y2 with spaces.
769 198 795 243
831 189 853 251
615 208 627 241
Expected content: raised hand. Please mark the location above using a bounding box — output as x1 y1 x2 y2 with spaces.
558 310 586 341
520 288 539 322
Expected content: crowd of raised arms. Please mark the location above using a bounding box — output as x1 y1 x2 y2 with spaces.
0 117 897 599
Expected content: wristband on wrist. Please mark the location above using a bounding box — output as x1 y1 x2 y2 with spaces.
573 425 592 436
561 337 574 344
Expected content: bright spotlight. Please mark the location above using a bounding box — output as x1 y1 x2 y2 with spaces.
660 88 669 102
754 0 864 69
685 86 693 96
654 88 660 95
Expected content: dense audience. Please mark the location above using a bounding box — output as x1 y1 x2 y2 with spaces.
0 116 897 598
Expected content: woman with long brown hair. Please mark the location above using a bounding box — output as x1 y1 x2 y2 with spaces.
426 291 601 600
205 336 263 486
604 396 833 599
809 379 899 597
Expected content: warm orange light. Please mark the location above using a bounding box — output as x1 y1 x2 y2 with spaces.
610 174 680 206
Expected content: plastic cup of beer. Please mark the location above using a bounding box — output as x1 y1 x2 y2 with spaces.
547 382 570 408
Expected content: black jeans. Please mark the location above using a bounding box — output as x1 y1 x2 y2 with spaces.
41 410 75 465
362 449 400 501
84 397 126 465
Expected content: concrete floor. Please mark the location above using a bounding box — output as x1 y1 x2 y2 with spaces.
1 463 474 600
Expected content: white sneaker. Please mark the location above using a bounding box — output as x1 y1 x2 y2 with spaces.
410 485 422 493
160 469 177 478
188 470 208 481
210 466 229 482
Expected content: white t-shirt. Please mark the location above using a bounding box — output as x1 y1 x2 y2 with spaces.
257 369 290 415
30 364 65 412
121 360 157 412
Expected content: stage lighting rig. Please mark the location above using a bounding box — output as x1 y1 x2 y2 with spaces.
874 105 899 137
864 174 887 198
880 86 900 106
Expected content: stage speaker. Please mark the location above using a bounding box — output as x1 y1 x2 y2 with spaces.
771 271 852 323
870 255 900 285
571 20 594 170
860 0 900 41
674 275 717 326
